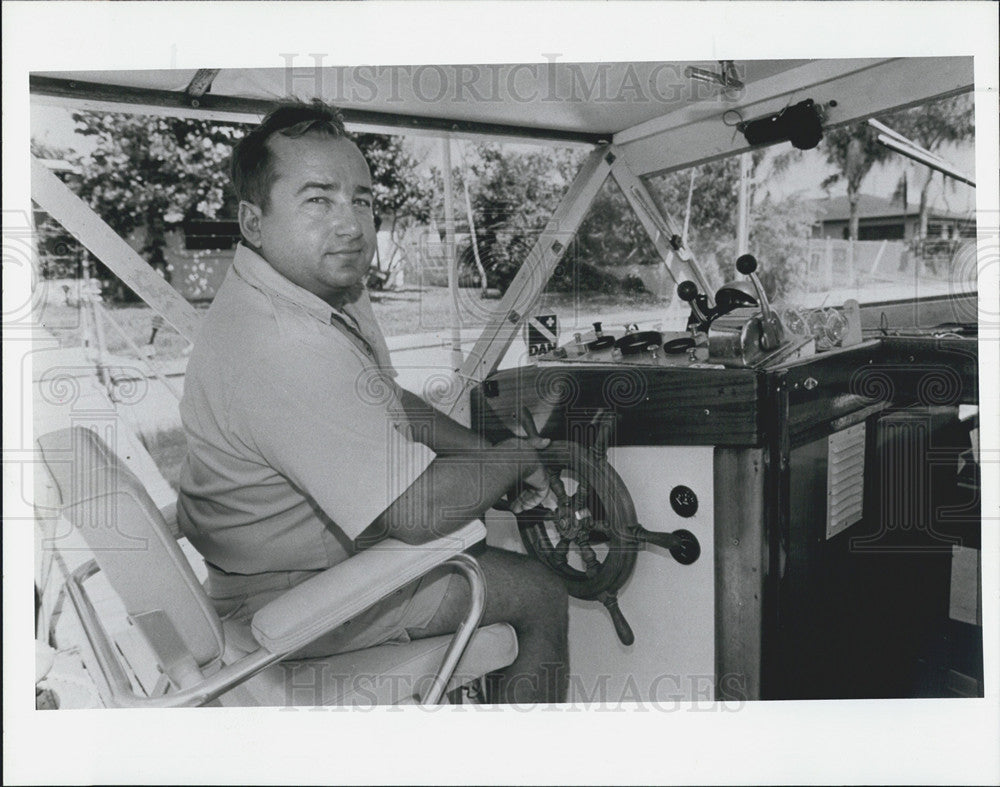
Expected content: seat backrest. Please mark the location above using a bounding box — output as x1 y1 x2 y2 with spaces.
37 427 225 679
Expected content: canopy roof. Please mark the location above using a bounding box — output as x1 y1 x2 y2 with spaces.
30 57 973 176
810 194 973 223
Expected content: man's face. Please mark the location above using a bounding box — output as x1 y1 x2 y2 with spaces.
241 132 377 305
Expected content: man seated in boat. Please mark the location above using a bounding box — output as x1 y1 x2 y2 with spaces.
176 101 568 704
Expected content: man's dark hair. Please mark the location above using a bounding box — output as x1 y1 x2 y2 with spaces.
231 100 347 210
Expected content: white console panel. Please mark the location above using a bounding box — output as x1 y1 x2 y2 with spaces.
485 445 716 704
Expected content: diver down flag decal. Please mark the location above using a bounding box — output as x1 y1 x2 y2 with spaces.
526 314 558 356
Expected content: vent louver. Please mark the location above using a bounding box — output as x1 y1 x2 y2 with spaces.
827 422 866 539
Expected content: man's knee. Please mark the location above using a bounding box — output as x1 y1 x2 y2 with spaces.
478 548 568 624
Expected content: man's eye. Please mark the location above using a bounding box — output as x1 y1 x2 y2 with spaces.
307 196 329 204
354 197 373 209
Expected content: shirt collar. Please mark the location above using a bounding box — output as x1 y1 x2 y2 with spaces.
231 243 360 328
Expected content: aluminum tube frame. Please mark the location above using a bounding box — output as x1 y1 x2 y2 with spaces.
65 553 489 707
419 552 489 705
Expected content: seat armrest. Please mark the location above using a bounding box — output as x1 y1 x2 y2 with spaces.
251 520 485 655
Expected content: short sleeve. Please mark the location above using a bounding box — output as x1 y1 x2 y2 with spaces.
236 342 436 541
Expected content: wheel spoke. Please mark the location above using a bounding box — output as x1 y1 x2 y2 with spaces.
573 536 601 577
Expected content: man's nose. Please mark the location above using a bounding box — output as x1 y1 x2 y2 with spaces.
331 203 364 238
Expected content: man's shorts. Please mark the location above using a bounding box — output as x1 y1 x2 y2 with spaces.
205 562 457 658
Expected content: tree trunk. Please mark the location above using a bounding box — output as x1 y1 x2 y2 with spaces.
918 170 933 241
843 137 866 241
847 184 861 241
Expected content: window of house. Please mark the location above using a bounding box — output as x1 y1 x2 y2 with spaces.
183 220 241 251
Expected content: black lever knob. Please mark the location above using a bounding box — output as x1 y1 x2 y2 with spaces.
634 525 701 564
734 253 783 350
677 280 699 302
736 254 758 275
678 280 711 327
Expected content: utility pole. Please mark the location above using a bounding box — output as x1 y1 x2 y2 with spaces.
736 152 752 256
441 136 463 371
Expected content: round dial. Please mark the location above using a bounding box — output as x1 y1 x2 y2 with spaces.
669 485 698 518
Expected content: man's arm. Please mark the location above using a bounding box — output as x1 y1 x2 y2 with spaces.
393 386 491 454
355 438 545 549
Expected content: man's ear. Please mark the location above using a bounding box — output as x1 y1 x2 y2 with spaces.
238 200 264 248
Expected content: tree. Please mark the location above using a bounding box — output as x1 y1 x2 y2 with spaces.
69 112 244 296
745 194 817 298
881 94 974 240
31 139 90 281
453 143 692 296
65 112 434 298
449 144 584 291
353 133 434 286
820 123 891 241
649 150 813 298
446 142 814 301
354 133 434 222
652 157 743 261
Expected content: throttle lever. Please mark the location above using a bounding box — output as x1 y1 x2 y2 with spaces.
677 280 714 331
736 254 784 350
736 254 772 324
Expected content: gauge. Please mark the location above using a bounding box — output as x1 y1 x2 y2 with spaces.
669 485 698 517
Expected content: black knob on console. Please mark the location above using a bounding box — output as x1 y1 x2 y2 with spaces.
677 280 699 302
736 254 758 275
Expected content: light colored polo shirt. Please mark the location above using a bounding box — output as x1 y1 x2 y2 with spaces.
177 244 435 575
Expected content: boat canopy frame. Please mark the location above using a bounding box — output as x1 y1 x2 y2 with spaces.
29 57 975 418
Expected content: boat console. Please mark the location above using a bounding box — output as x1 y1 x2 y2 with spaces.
472 254 981 700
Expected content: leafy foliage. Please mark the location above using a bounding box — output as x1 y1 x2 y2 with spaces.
354 133 435 222
31 139 86 280
745 195 818 298
448 142 814 300
451 144 673 295
50 111 819 304
71 113 243 264
820 123 891 241
650 152 815 298
650 157 745 266
820 94 974 242
447 144 581 290
56 113 433 298
882 94 974 238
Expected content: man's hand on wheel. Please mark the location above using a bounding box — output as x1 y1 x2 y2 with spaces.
494 435 553 513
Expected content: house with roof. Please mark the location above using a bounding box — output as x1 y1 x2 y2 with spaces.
808 194 975 242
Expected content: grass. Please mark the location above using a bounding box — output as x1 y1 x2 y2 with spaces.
36 293 208 361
